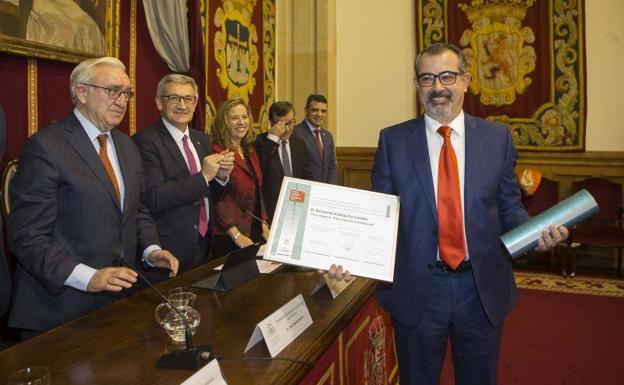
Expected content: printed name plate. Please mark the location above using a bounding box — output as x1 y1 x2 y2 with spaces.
180 359 227 385
244 293 313 357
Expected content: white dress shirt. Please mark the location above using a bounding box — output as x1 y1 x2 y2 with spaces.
424 111 469 260
266 133 294 173
65 109 159 292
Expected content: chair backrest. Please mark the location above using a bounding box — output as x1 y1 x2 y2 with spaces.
571 177 622 221
1 159 17 219
522 176 559 216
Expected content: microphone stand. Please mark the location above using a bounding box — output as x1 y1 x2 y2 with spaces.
113 249 212 370
245 210 271 229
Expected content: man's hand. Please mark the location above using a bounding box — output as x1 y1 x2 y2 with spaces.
201 153 223 181
87 267 137 293
268 120 288 139
147 249 179 277
536 225 569 252
319 264 353 282
262 223 270 241
216 150 235 181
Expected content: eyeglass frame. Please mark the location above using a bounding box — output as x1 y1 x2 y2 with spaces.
81 83 134 100
415 71 466 87
160 94 198 105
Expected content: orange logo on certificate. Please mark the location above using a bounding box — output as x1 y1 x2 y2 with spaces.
289 190 305 202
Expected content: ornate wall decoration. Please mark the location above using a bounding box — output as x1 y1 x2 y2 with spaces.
415 0 586 151
213 0 260 101
204 0 275 134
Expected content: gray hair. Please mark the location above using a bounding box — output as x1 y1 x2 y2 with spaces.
156 74 199 98
70 57 126 106
414 42 468 75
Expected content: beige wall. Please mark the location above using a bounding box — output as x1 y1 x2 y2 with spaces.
279 1 624 151
584 0 624 151
335 0 416 147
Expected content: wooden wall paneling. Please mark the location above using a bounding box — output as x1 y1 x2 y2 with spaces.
337 148 624 199
336 148 624 273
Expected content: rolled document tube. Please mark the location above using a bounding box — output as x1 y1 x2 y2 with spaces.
501 189 599 259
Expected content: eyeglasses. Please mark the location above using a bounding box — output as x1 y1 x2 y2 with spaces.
82 83 134 100
416 71 463 87
161 95 197 105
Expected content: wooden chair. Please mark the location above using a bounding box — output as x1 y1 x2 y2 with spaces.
1 159 17 220
569 177 624 278
520 176 560 270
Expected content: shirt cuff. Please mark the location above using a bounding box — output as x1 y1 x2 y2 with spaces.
215 175 229 185
267 133 280 143
142 245 162 267
64 263 97 292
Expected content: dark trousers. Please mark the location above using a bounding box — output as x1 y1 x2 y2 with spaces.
393 267 503 385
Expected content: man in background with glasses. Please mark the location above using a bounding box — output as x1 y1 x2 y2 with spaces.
133 74 234 282
7 57 179 337
328 43 568 384
254 101 312 222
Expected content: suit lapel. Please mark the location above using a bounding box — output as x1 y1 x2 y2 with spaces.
158 121 189 174
408 119 438 223
189 130 210 160
464 115 483 219
110 130 128 213
65 116 122 211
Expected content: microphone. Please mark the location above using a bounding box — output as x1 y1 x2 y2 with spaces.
245 210 271 229
112 248 212 370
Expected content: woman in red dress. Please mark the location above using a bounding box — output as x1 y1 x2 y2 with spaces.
211 98 269 257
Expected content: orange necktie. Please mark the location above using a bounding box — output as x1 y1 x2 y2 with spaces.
97 134 121 203
437 126 466 269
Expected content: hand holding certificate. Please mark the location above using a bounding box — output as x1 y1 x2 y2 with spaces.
263 177 400 282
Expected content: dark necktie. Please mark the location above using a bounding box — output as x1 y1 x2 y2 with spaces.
314 129 324 161
437 126 466 269
96 134 120 203
280 140 293 177
182 136 208 237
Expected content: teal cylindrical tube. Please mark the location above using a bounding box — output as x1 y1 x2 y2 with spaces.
501 189 599 259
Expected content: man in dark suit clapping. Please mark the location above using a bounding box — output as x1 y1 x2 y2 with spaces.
254 101 311 222
133 74 234 280
7 57 179 337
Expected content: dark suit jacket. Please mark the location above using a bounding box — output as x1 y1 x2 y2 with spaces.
212 144 267 237
291 121 337 184
133 120 224 278
0 105 9 317
372 114 529 328
254 133 311 222
7 112 160 332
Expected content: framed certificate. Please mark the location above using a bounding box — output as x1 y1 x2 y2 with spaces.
264 177 400 282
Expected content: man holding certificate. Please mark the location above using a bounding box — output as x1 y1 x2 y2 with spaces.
328 43 568 385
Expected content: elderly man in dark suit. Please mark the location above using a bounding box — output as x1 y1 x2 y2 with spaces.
254 101 311 222
133 74 234 281
291 94 337 184
7 57 179 337
328 43 567 385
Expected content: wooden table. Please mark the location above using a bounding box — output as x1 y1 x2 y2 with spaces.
0 262 376 384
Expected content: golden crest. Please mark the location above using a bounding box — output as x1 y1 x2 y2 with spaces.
459 0 537 106
213 0 260 102
363 315 388 385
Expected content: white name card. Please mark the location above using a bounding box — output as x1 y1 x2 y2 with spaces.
244 293 313 357
180 359 227 385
